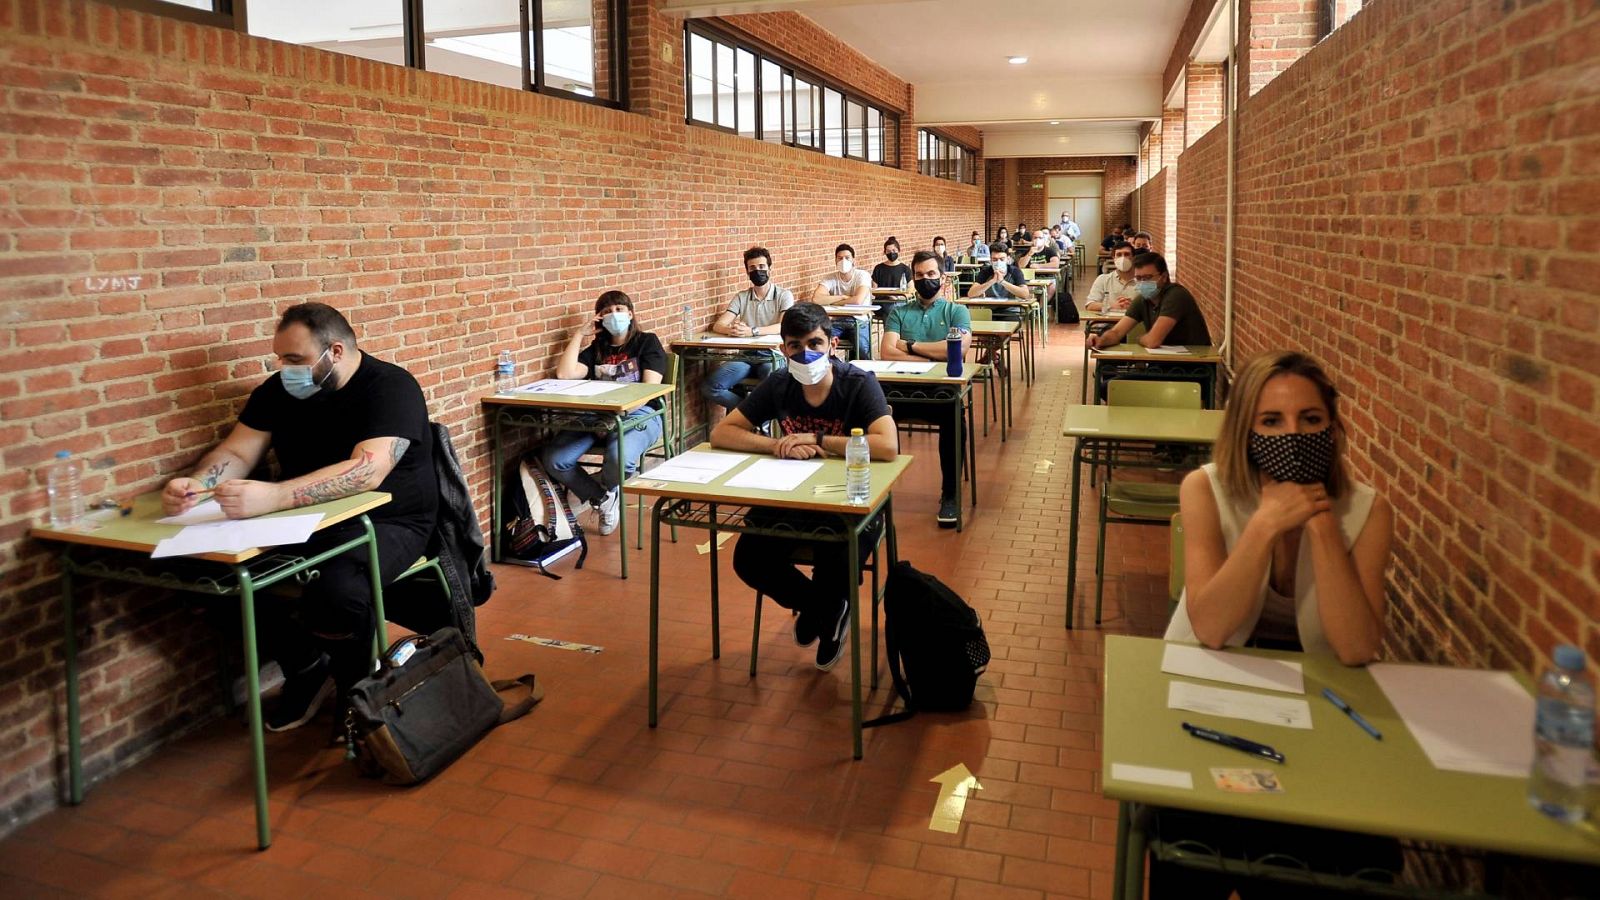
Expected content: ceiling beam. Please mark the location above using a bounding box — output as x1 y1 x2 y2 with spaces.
660 0 925 18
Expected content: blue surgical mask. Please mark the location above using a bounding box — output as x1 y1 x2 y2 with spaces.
281 349 332 400
1136 280 1159 300
787 349 830 385
601 311 632 337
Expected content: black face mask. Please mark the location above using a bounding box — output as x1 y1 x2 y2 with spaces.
1248 428 1335 485
886 251 899 262
914 277 943 300
748 268 770 287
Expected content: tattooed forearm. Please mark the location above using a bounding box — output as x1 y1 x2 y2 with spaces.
389 437 411 465
200 462 227 488
289 450 377 507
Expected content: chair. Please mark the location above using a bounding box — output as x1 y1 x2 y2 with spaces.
1168 512 1185 615
966 307 999 433
1091 381 1201 625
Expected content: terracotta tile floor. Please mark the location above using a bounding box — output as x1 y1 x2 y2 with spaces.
1 284 1177 898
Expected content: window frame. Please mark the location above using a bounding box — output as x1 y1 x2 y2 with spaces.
917 128 978 185
108 0 629 110
683 20 901 169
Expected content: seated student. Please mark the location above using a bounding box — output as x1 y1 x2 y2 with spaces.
543 291 666 536
1086 242 1139 314
810 243 873 359
871 237 911 290
703 246 795 415
967 231 990 262
1026 231 1062 267
712 303 899 670
162 302 436 731
1013 222 1031 244
1049 224 1070 253
1129 230 1154 253
1101 224 1130 253
931 236 956 273
993 225 1011 247
966 242 1031 322
1154 350 1396 899
880 250 971 528
1088 252 1211 349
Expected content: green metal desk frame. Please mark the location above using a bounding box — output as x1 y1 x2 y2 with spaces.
876 377 977 532
968 324 1017 441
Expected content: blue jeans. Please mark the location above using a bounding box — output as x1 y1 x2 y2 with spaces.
834 316 871 359
541 408 664 506
702 357 773 412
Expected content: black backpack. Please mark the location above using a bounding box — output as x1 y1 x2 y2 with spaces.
864 562 991 727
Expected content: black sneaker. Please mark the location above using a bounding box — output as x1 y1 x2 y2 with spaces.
814 598 849 671
265 655 334 733
793 606 819 648
937 496 959 528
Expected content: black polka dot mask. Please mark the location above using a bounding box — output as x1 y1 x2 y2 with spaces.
1247 428 1335 485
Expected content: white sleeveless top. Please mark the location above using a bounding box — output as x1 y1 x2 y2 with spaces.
1163 463 1376 656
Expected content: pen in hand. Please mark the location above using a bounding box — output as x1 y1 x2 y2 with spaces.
1322 688 1382 740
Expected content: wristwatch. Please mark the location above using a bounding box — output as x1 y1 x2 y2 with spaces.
814 431 826 449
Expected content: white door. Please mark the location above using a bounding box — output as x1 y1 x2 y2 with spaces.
1046 174 1104 254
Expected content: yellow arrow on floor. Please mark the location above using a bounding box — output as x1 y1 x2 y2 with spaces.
928 763 982 833
1034 459 1055 473
695 532 734 555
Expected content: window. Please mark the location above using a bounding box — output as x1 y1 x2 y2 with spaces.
918 129 977 184
234 0 626 106
102 0 239 28
683 22 900 168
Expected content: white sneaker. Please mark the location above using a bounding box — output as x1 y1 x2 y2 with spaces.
594 488 621 536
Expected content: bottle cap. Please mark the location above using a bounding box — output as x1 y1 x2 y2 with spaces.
849 428 863 436
1553 645 1585 671
55 450 70 459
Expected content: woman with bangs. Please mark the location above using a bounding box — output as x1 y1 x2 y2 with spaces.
1167 349 1393 664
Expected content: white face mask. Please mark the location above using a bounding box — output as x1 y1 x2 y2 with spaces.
837 258 854 275
992 259 1006 275
1114 257 1132 273
787 349 830 385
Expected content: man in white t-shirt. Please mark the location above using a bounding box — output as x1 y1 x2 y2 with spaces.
1085 242 1141 337
810 243 872 359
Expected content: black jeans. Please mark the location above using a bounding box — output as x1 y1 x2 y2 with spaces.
888 397 960 499
731 509 883 616
259 518 429 691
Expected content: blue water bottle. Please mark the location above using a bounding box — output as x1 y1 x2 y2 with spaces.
945 327 963 378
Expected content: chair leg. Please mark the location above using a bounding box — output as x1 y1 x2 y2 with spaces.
1095 494 1109 626
750 591 763 678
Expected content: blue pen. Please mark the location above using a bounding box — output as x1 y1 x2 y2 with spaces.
1322 687 1382 740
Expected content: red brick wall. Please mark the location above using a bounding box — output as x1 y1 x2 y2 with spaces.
1176 0 1600 675
1241 0 1320 102
1161 106 1185 170
986 155 1138 241
0 0 983 827
1140 168 1170 256
1185 63 1225 148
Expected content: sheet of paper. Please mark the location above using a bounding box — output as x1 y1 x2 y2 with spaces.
1370 663 1534 777
1110 763 1193 790
850 361 939 374
1161 644 1305 694
151 513 324 558
724 458 823 492
695 335 781 345
558 380 628 396
510 378 587 394
157 499 227 525
643 450 749 484
1147 346 1193 355
829 305 877 313
1168 681 1313 729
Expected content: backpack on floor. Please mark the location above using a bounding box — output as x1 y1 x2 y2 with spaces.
864 561 991 727
501 455 587 579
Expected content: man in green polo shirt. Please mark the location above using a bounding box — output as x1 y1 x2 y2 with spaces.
880 250 971 527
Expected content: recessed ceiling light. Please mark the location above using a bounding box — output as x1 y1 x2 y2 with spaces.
1008 56 1028 65
1050 121 1060 125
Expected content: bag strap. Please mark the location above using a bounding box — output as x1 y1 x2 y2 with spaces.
491 674 544 725
862 604 915 729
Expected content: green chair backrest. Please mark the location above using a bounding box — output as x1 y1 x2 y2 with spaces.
967 307 994 322
1169 512 1185 610
1108 379 1202 410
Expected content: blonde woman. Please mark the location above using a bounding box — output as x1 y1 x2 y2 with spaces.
1166 350 1392 664
1156 350 1398 898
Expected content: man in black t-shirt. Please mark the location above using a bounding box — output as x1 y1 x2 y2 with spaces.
711 303 898 672
871 237 912 290
161 302 436 731
1089 251 1213 349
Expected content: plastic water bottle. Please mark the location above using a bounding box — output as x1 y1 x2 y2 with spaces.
681 303 694 341
1530 645 1596 823
946 327 963 378
47 450 84 529
496 350 516 392
844 429 870 505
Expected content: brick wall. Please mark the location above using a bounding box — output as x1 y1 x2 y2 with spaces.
1241 0 1320 102
0 0 983 828
1141 168 1170 257
1175 0 1600 675
986 155 1138 241
1185 63 1225 148
1161 106 1185 170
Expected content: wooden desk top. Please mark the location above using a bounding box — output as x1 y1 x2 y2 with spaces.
851 361 977 386
1062 405 1224 443
970 321 1020 336
30 491 392 564
1090 344 1222 364
626 444 914 516
672 334 783 352
483 382 675 413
